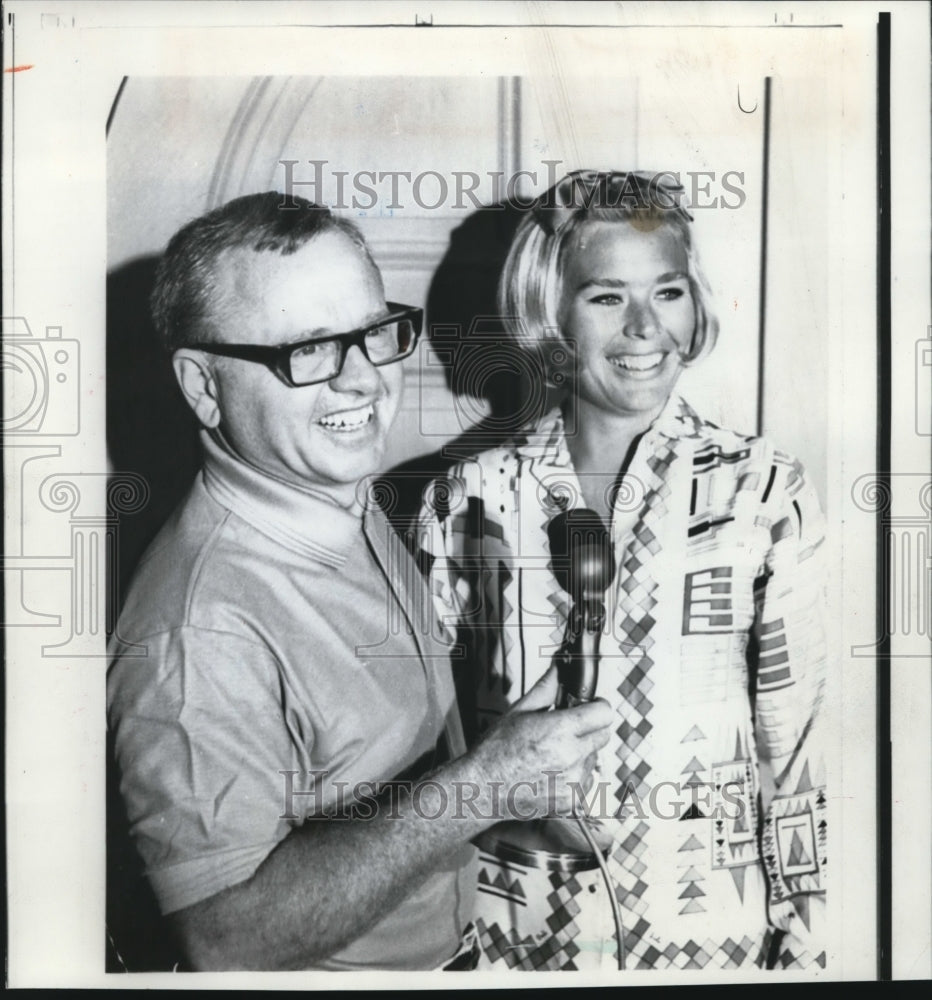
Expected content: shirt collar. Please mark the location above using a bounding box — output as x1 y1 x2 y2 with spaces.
513 393 705 465
200 430 363 568
653 393 706 441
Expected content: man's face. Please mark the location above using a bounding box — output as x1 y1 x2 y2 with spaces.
203 231 404 502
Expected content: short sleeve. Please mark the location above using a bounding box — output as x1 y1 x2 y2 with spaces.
108 626 301 914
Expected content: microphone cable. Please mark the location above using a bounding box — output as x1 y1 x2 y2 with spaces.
574 813 627 971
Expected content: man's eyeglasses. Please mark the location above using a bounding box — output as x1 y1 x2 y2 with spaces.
190 302 423 387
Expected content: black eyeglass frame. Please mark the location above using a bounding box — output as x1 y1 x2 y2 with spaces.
189 302 423 387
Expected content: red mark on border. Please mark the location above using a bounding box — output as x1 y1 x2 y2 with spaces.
5 64 34 73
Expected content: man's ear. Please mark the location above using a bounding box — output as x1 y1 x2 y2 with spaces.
172 349 221 429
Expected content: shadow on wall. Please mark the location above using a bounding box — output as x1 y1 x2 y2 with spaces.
378 201 556 748
378 201 561 531
107 256 203 605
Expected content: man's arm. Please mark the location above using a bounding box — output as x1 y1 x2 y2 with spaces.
170 666 612 970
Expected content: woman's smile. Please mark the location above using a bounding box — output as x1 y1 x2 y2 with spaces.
606 349 668 375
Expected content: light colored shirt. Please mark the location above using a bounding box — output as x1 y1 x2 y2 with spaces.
108 430 476 971
417 395 827 971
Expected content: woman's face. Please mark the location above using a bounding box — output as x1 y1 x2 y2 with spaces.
557 220 696 423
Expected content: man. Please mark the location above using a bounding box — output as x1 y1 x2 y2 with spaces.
107 192 612 972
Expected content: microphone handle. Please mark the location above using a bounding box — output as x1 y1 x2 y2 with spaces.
556 601 605 708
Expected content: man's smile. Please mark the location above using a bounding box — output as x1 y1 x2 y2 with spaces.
315 402 376 432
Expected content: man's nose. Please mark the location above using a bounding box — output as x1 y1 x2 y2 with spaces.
622 299 658 339
329 343 381 393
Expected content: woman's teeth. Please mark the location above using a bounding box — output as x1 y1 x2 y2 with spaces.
609 352 665 372
317 404 374 431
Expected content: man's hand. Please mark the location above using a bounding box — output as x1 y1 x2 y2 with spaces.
461 665 614 821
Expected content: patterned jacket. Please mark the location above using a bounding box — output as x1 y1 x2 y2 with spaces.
415 395 828 971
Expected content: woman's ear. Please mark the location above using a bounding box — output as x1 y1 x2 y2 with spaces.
172 349 221 428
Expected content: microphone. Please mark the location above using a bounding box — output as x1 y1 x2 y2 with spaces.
472 507 617 873
547 509 616 707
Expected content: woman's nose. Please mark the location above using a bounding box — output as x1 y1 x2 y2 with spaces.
622 299 658 339
329 343 380 393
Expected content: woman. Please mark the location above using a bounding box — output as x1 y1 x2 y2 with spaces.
417 171 827 971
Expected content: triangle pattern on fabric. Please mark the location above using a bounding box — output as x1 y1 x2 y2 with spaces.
677 866 705 883
679 802 709 821
682 724 706 742
787 830 812 867
678 882 706 900
795 761 814 794
679 899 706 915
679 834 704 852
729 865 747 902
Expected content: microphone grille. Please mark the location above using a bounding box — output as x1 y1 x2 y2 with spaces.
547 508 616 599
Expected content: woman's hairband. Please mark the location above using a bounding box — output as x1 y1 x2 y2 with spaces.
532 169 694 235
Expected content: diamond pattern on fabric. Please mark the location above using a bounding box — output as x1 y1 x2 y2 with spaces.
476 870 587 970
624 933 771 971
613 441 677 808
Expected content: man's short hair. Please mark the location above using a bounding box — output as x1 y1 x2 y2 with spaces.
150 192 376 352
498 170 719 368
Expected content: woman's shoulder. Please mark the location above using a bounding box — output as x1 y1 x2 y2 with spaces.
675 400 819 511
678 402 804 474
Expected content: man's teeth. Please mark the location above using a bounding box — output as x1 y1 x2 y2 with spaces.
317 404 374 430
609 352 665 372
